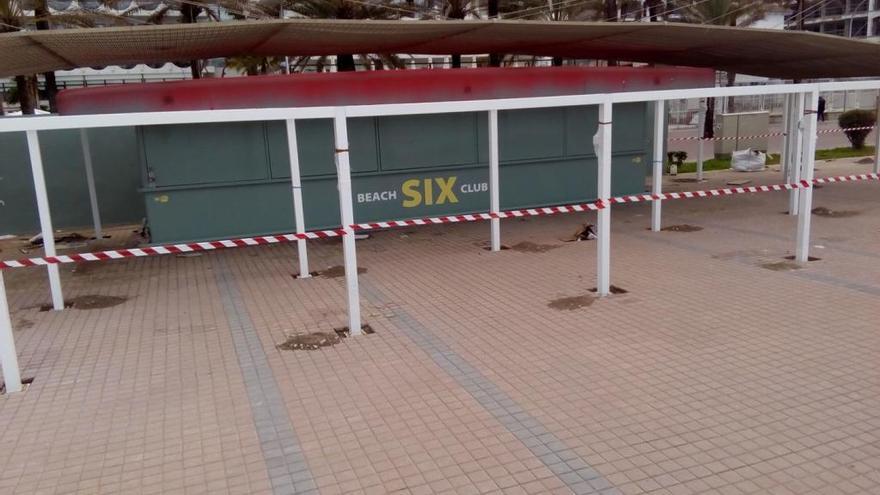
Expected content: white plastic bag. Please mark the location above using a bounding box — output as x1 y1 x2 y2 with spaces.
730 148 766 172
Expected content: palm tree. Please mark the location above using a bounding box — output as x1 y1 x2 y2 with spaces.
139 0 221 78
1 0 38 113
1 0 145 113
676 0 775 136
287 0 405 71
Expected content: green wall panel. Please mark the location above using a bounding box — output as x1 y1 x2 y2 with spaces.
377 113 480 171
143 122 270 187
140 103 654 244
266 118 379 178
0 128 144 235
499 108 566 162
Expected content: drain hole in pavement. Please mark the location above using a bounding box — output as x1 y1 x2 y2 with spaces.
760 261 801 271
0 377 34 394
661 224 703 233
783 255 821 262
589 285 629 295
278 332 344 351
548 295 595 311
811 207 860 218
334 324 375 337
317 265 367 278
509 241 560 253
38 295 127 311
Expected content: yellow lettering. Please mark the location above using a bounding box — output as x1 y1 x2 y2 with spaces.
435 177 459 204
402 179 421 207
424 178 434 206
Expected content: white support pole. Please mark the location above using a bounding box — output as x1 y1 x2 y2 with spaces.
26 130 64 311
80 129 103 240
285 119 310 279
596 100 613 297
789 93 805 216
332 110 362 335
796 90 820 263
488 109 501 252
874 93 880 174
651 100 665 232
781 94 791 181
696 98 706 182
0 272 22 394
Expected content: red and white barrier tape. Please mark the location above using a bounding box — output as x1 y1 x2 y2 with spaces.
608 182 802 204
813 173 879 184
352 202 604 230
2 173 877 269
0 229 346 269
669 126 875 142
353 173 879 229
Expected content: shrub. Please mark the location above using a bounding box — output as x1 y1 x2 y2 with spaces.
838 109 876 149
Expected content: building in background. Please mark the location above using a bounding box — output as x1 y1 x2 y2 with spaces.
787 0 880 39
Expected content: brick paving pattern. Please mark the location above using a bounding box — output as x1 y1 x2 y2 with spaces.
1 158 879 494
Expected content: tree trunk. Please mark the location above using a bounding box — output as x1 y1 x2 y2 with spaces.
34 0 58 112
646 0 662 21
488 0 501 67
337 54 356 72
451 54 461 68
725 71 737 113
704 97 715 139
190 61 202 79
604 0 617 20
14 75 37 114
604 1 618 66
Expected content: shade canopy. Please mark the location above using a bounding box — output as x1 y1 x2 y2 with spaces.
2 19 880 79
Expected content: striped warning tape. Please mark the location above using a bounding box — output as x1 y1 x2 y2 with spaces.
608 182 803 204
813 172 879 184
1 173 877 269
353 173 879 229
669 125 875 142
0 229 346 269
352 202 604 230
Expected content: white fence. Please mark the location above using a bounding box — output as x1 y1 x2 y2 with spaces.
1 79 880 394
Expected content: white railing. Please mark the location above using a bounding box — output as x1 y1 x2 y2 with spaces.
1 79 879 394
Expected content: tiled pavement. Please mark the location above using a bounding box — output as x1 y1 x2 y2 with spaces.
1 159 879 494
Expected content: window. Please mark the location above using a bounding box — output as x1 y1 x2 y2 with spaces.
825 0 845 15
848 0 869 13
822 20 846 35
850 17 869 36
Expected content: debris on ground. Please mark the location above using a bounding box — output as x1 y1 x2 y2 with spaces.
563 224 597 242
0 234 16 241
277 332 343 351
726 179 752 186
661 224 703 232
318 265 368 278
812 207 860 218
856 157 875 164
29 232 88 246
37 295 128 311
548 294 595 311
510 241 559 253
760 261 801 271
